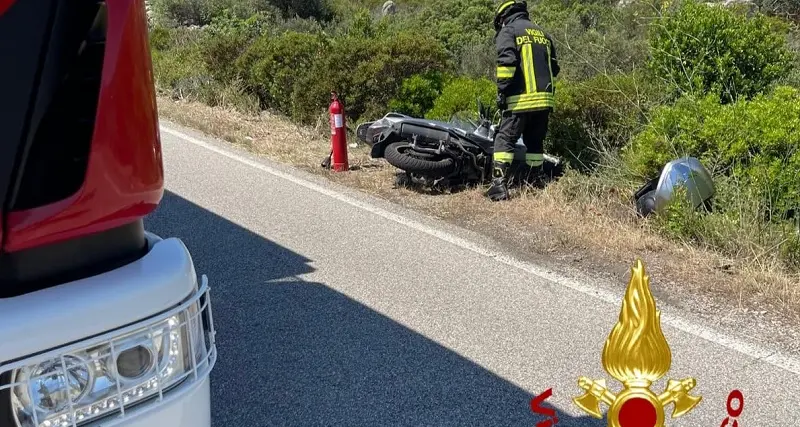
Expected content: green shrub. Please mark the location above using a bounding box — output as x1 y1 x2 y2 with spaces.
527 0 652 81
654 174 800 270
783 29 800 87
150 0 216 26
148 26 174 51
268 0 332 20
626 86 800 219
212 0 281 21
331 8 386 37
236 31 327 114
150 0 273 26
648 0 794 103
388 72 449 118
150 27 210 97
327 0 429 17
150 0 323 26
291 30 452 124
425 76 495 121
198 12 272 83
755 0 800 22
192 79 260 114
458 41 495 79
414 0 495 58
547 72 667 170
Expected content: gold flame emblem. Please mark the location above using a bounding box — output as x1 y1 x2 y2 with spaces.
573 260 701 427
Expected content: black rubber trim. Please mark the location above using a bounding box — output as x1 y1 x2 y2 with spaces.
0 220 148 298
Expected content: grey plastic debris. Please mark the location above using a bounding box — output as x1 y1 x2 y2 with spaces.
635 157 715 217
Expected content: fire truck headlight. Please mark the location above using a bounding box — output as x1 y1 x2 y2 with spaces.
8 298 211 427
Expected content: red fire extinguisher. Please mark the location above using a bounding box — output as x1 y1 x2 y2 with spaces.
328 92 349 172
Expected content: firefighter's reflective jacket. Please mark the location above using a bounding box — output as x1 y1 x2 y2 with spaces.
495 11 560 113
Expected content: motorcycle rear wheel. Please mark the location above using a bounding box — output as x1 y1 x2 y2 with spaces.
384 142 456 177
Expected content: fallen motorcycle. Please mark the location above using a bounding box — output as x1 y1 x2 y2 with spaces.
356 100 563 189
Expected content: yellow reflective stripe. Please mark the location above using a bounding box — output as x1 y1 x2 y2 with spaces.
497 66 515 79
507 93 554 105
509 99 555 112
546 44 554 91
512 98 555 107
493 152 515 163
526 153 544 166
507 93 553 102
521 43 536 93
496 0 516 14
510 103 555 112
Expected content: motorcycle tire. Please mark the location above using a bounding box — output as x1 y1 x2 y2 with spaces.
384 142 455 177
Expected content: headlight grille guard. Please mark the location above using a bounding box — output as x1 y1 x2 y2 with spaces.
0 275 217 427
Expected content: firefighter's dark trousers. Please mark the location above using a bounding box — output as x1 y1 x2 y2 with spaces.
493 108 550 169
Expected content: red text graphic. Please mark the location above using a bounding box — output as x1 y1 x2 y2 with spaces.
530 388 558 426
719 390 744 427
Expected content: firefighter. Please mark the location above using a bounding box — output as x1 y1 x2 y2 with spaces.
487 0 560 201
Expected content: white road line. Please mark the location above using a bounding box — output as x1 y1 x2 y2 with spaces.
160 124 800 376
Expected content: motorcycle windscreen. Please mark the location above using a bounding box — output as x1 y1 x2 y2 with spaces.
448 112 478 133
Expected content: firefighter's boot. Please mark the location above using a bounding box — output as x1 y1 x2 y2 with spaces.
486 161 510 201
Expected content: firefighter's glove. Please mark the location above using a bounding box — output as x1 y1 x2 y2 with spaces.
496 93 507 111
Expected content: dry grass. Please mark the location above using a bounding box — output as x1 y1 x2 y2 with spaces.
157 97 800 322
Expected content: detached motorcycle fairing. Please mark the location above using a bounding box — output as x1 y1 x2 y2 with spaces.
635 157 715 217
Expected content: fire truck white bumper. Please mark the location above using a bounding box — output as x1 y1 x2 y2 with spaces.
112 375 211 427
0 233 217 427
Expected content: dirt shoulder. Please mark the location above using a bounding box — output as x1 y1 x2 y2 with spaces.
157 97 800 356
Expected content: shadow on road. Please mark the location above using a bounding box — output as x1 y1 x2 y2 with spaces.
145 191 606 426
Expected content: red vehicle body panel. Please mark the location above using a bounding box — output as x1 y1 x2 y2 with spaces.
3 0 163 253
0 0 14 17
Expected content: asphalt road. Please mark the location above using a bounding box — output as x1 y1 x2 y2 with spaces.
145 122 800 427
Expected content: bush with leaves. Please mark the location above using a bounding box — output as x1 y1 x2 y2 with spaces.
654 174 800 270
150 27 210 98
149 0 332 26
524 0 652 82
198 12 272 83
625 86 800 219
546 72 666 170
150 0 280 26
755 0 800 22
414 0 495 58
267 0 332 20
388 72 450 118
149 0 214 26
236 31 327 114
425 76 495 121
290 30 452 124
148 26 174 51
648 0 794 103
